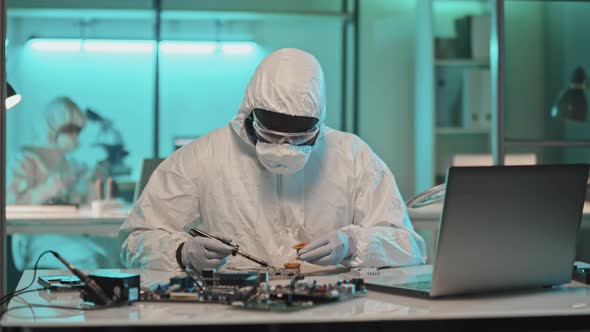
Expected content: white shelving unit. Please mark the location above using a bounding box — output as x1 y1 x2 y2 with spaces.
414 0 492 193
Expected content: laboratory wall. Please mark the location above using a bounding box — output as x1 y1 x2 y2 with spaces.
358 0 416 198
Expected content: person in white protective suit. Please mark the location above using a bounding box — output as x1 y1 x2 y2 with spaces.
120 48 427 271
8 97 113 270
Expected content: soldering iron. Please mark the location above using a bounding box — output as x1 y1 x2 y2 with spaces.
189 228 273 268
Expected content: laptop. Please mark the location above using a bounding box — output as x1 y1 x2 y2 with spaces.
366 164 589 297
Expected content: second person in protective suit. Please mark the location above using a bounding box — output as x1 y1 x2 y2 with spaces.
8 97 114 271
120 48 427 271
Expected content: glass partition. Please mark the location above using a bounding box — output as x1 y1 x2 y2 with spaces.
503 1 590 165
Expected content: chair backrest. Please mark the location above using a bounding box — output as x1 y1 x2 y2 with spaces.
133 158 164 202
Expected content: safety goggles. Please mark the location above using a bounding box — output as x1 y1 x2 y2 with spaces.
58 124 83 135
253 115 319 146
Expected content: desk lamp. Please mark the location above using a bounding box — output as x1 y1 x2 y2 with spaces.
551 67 587 123
6 83 21 110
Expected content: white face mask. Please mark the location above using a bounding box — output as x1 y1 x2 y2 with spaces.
256 142 312 175
56 134 79 153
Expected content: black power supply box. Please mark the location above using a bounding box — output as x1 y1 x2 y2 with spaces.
82 272 140 305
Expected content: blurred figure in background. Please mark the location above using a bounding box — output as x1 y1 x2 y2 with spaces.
8 96 111 270
9 97 88 205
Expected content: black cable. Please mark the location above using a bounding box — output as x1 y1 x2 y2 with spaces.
9 287 51 303
21 297 37 321
1 287 49 305
9 287 51 321
0 250 118 320
2 288 123 318
0 250 54 304
6 287 120 320
0 250 55 320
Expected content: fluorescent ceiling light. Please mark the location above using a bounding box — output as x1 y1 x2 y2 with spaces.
222 42 255 55
84 40 154 53
29 39 81 52
160 41 216 54
28 39 256 55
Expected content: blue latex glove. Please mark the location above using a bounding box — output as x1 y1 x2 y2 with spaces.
181 237 233 271
298 231 350 266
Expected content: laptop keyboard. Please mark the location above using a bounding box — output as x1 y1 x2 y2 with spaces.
395 280 432 291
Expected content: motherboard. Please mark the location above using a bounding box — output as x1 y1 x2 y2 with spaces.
140 270 366 311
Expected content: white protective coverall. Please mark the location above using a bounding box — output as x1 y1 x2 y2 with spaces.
8 97 115 270
120 48 427 270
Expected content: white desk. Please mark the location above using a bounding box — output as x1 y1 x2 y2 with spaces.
6 205 129 236
2 266 590 329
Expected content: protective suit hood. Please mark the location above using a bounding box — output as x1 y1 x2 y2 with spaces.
230 48 326 147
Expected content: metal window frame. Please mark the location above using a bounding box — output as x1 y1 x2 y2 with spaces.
0 0 7 313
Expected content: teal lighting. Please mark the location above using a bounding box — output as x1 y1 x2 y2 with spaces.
29 39 82 52
221 42 256 55
27 39 256 55
84 40 154 53
160 41 216 54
